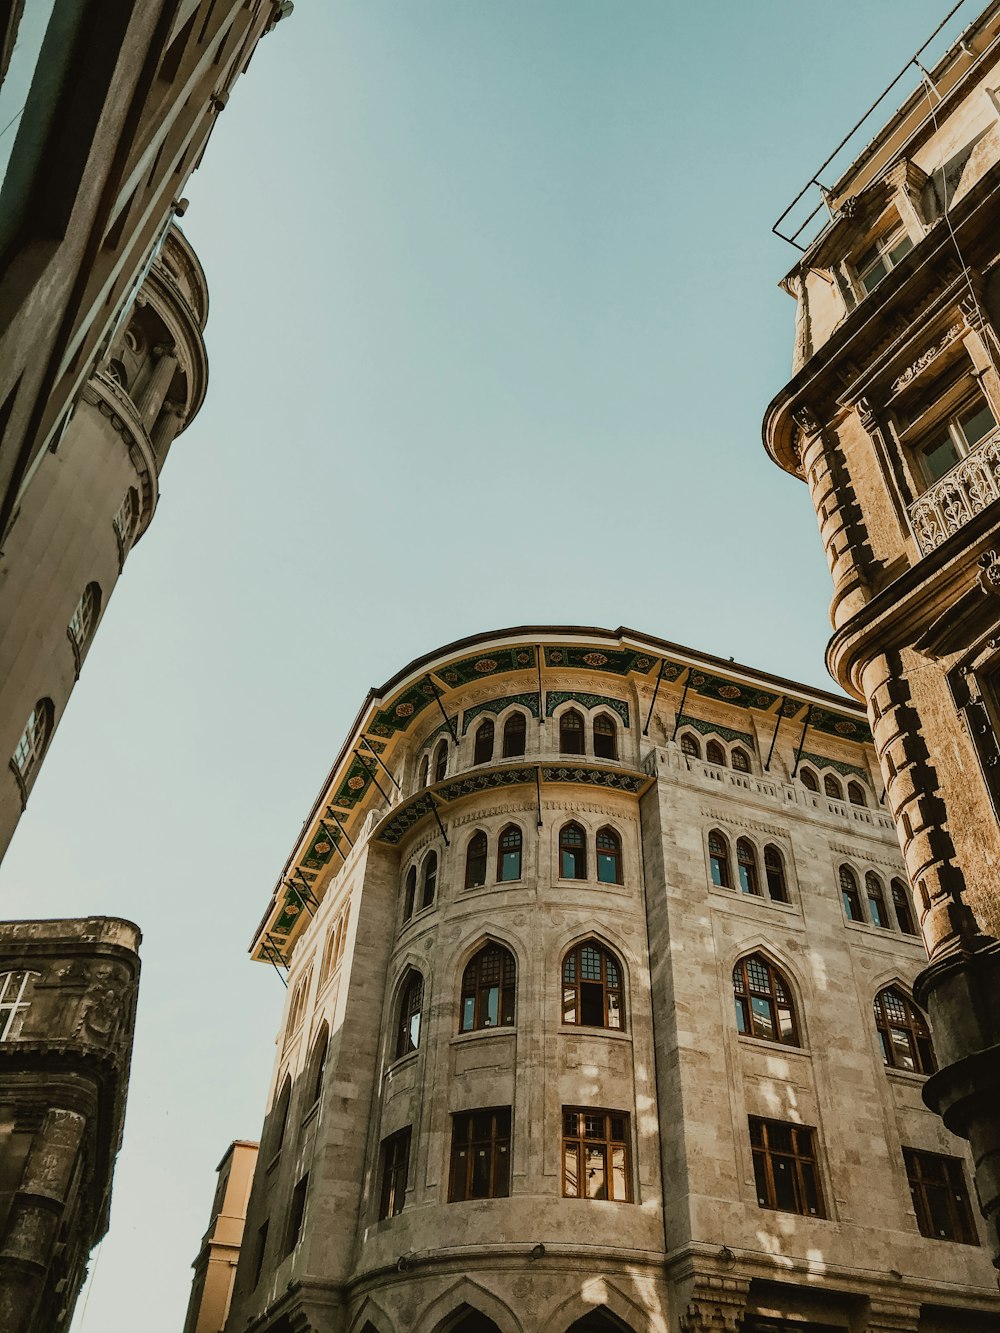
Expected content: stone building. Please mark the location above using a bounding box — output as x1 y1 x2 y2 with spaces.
217 627 999 1333
763 2 1000 1266
185 1140 260 1333
0 915 140 1333
0 222 208 860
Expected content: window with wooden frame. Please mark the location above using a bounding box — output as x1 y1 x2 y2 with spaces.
874 987 936 1075
562 940 624 1030
502 711 526 757
799 766 819 792
903 1148 978 1244
421 851 437 910
560 821 587 879
465 830 488 889
732 746 751 772
433 739 448 783
866 872 890 928
403 866 417 921
680 732 700 759
764 845 789 903
891 879 919 935
854 219 913 296
460 944 516 1032
706 739 726 766
448 1108 511 1201
395 971 424 1059
708 829 731 888
595 827 622 885
379 1127 411 1219
734 954 798 1045
418 755 429 789
736 838 760 895
593 712 618 760
473 718 494 765
562 1109 631 1202
11 699 53 784
496 824 522 882
559 708 585 755
749 1117 825 1217
848 780 868 807
840 865 865 922
824 773 843 800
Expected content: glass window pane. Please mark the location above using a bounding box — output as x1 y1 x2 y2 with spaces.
735 999 747 1034
485 985 499 1027
612 1145 627 1201
890 1028 916 1071
771 1156 797 1212
597 853 617 884
494 1142 510 1196
585 1146 607 1199
564 1144 579 1196
710 856 725 887
461 996 475 1032
563 989 576 1024
921 432 960 481
750 996 775 1041
500 851 520 881
607 993 622 1030
471 1146 491 1197
752 1151 770 1206
887 233 914 266
860 256 888 293
959 400 997 447
738 864 754 894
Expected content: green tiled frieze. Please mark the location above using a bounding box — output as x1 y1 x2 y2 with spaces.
808 705 873 743
676 714 755 748
436 646 537 687
545 691 630 727
461 693 541 734
540 765 645 793
799 751 871 782
688 671 778 711
369 679 439 738
543 646 659 676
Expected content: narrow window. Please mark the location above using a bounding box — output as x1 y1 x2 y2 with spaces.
271 1076 291 1160
874 987 936 1075
848 780 868 807
395 972 424 1058
67 582 101 660
824 773 843 800
465 831 488 889
502 711 526 757
379 1127 411 1219
596 827 622 885
749 1117 825 1217
449 1108 511 1201
285 1173 309 1254
335 906 349 963
732 747 751 773
736 838 760 895
418 755 429 789
856 222 913 295
708 830 731 888
891 879 919 935
560 821 587 879
800 766 819 792
562 1109 631 1202
11 699 54 786
497 825 522 882
559 708 585 755
460 944 516 1032
840 866 864 922
113 487 139 554
308 1026 328 1108
733 954 798 1045
706 739 726 767
680 732 700 759
903 1148 978 1244
562 941 625 1030
764 845 789 903
403 866 417 921
866 872 890 928
421 851 438 909
252 1220 269 1288
473 719 494 765
433 739 448 783
593 713 618 760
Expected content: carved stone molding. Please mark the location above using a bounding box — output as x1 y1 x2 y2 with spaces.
679 1275 750 1333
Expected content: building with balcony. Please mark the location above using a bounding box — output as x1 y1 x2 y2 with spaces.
0 223 208 859
216 627 999 1333
763 0 1000 1266
184 1140 260 1333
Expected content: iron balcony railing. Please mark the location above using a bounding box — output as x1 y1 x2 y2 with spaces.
909 428 1000 553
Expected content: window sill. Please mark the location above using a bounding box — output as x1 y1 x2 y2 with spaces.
708 883 800 914
460 879 526 898
385 1049 419 1076
399 904 437 934
736 1034 809 1058
556 877 628 892
841 919 922 942
885 1065 930 1085
558 1024 630 1041
450 1025 516 1046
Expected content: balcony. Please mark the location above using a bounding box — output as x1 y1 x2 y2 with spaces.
909 431 1000 554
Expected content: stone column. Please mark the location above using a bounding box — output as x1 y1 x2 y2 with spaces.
140 342 178 430
151 401 186 469
678 1275 750 1332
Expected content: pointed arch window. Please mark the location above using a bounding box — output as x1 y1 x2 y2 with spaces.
473 718 494 765
418 755 429 790
433 739 448 784
800 766 818 792
680 732 700 759
560 821 587 879
497 825 522 882
502 711 526 757
12 699 54 794
840 865 864 922
562 940 624 1029
764 845 789 903
736 838 760 895
708 829 731 888
733 954 798 1045
560 708 585 755
396 971 424 1058
286 976 308 1038
848 780 868 807
307 1025 329 1108
732 747 751 773
421 851 438 909
824 773 843 800
465 831 488 889
593 713 618 760
891 879 919 935
403 866 417 921
460 944 516 1031
706 739 726 766
866 872 890 928
596 826 622 885
874 987 936 1074
270 1075 292 1159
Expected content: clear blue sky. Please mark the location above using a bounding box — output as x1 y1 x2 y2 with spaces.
0 3 976 1329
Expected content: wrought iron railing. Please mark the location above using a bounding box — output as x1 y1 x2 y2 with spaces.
909 431 1000 553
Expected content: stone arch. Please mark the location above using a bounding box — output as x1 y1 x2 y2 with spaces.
349 1293 398 1333
539 1284 650 1333
553 921 636 993
724 937 809 1047
416 1277 522 1333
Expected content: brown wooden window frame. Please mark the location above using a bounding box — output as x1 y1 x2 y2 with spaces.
395 971 424 1059
465 830 488 889
559 708 586 755
800 766 819 792
848 780 868 807
680 731 700 759
891 879 919 935
596 826 622 885
561 1108 631 1202
497 824 522 882
824 772 843 800
473 718 494 765
903 1147 978 1244
448 1107 511 1202
284 1172 309 1254
736 838 761 896
593 712 618 760
865 872 890 928
734 954 799 1046
749 1117 825 1218
502 710 527 757
403 865 417 921
560 821 587 879
840 865 865 922
379 1126 411 1219
708 829 731 888
421 851 438 910
562 940 625 1030
874 987 936 1075
433 739 448 783
764 844 789 903
706 738 727 767
731 746 751 772
460 943 516 1032
307 1024 329 1109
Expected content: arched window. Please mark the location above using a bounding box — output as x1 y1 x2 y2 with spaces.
433 739 448 784
708 829 731 888
800 766 818 792
465 831 488 889
874 987 936 1074
706 739 726 766
395 971 423 1058
421 851 438 909
562 940 625 1029
11 699 54 786
732 747 751 773
733 954 798 1045
593 713 618 760
308 1025 329 1107
418 755 429 790
848 780 868 807
736 838 760 895
680 732 700 759
497 825 522 881
67 582 101 660
840 865 864 922
559 821 587 879
286 976 308 1036
824 773 843 800
596 827 622 885
502 711 526 757
403 866 417 921
335 905 349 963
113 486 139 552
560 708 585 755
107 357 129 388
764 845 789 903
460 943 516 1031
865 872 890 928
270 1075 292 1158
473 718 494 765
891 879 919 936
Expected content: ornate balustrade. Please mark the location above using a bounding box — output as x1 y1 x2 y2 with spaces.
909 432 1000 553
